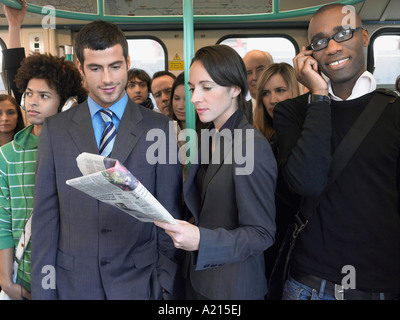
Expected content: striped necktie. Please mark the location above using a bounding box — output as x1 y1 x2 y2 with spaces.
99 109 116 157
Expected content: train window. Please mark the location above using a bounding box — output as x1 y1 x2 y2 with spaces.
218 35 298 66
127 38 167 77
0 38 7 94
368 28 400 90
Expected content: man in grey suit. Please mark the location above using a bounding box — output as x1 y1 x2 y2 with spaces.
31 21 183 300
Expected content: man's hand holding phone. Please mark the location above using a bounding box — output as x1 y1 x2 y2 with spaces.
293 46 329 96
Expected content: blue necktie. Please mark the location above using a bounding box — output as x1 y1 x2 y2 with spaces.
99 109 116 157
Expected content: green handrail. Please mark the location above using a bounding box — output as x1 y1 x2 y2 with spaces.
183 0 195 170
0 0 365 23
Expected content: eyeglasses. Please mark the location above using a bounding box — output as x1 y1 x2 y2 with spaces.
307 27 364 51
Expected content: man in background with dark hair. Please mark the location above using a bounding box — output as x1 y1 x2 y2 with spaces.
151 71 176 116
126 68 154 110
31 20 183 300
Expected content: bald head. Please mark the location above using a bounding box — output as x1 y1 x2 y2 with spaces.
243 50 274 99
307 4 369 97
243 50 273 64
309 4 362 42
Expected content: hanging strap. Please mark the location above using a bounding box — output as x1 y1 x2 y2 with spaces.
12 212 33 282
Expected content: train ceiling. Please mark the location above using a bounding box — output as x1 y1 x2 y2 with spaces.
0 0 398 26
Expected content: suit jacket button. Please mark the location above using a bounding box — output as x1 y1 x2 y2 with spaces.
101 260 109 266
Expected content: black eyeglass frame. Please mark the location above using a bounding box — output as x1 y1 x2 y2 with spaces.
306 27 364 51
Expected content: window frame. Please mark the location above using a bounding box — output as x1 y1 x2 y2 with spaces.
0 37 9 94
125 35 169 74
367 27 400 88
216 33 300 61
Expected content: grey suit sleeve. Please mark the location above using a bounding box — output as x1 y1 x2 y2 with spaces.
195 133 277 270
31 118 59 300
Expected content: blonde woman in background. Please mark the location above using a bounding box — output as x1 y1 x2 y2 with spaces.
253 62 303 295
253 62 303 147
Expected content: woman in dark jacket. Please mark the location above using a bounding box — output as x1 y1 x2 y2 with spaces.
156 45 277 300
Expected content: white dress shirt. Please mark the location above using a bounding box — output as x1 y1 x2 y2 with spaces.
328 71 376 101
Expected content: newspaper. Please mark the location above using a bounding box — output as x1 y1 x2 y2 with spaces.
66 152 177 224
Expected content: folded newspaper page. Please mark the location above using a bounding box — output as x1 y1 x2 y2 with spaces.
66 152 177 224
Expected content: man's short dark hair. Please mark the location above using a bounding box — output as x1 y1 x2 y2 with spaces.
127 68 152 90
151 71 176 93
152 71 176 81
75 20 129 67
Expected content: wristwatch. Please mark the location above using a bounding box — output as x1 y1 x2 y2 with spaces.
308 94 331 105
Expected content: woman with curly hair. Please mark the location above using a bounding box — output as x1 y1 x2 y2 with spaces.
0 1 87 300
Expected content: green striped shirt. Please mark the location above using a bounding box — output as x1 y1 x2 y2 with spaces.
0 125 38 292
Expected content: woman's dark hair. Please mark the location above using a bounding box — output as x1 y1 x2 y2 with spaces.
168 72 185 121
396 75 400 93
0 94 25 136
190 44 248 113
168 72 208 133
14 53 87 111
75 20 129 67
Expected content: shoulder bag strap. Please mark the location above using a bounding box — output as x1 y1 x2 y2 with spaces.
296 89 398 229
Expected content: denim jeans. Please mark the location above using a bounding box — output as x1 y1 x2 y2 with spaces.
282 276 394 300
282 277 337 300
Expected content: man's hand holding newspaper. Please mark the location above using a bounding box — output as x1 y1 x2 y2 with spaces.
66 152 177 224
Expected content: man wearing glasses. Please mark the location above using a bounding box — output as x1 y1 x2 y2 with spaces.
273 4 400 300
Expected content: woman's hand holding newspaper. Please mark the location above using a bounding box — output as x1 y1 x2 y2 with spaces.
154 219 200 251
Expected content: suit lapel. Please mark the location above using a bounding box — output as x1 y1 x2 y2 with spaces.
110 100 144 164
68 100 145 164
201 132 233 206
183 153 201 223
184 116 250 222
69 102 99 154
200 116 249 206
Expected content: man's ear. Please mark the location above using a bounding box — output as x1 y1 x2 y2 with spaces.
126 54 131 70
362 28 370 48
76 58 85 76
